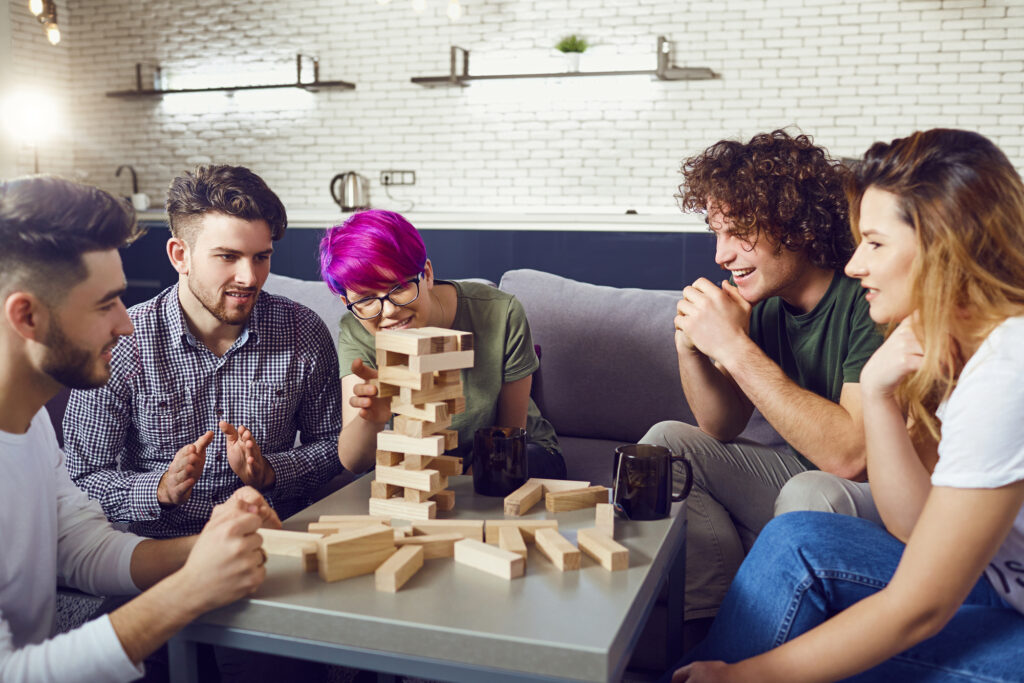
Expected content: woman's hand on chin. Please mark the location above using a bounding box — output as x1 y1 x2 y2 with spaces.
860 314 924 399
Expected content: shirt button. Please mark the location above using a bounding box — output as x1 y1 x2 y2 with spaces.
216 408 224 416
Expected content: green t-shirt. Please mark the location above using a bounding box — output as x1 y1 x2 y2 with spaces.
749 271 883 466
337 280 560 460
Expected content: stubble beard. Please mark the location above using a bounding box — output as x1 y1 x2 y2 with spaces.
40 319 112 390
187 274 255 326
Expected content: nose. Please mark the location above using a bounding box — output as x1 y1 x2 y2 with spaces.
380 297 401 318
114 299 134 337
714 232 733 267
845 242 868 279
234 259 258 287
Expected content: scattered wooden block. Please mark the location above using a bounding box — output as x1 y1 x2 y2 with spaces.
307 521 388 536
545 486 609 513
534 528 581 571
408 350 474 373
375 450 404 467
371 480 401 500
498 525 528 560
412 519 484 541
504 480 544 516
453 539 524 580
403 454 462 476
441 429 458 451
395 413 452 438
376 464 442 492
319 515 392 525
375 545 424 592
369 497 436 521
577 528 629 571
377 430 446 457
302 547 318 573
484 519 559 544
257 528 321 557
430 489 455 511
390 400 448 423
399 381 463 406
393 528 411 541
395 532 465 559
317 527 396 583
530 478 591 493
595 504 615 538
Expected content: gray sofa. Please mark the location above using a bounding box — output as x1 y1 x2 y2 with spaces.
265 268 782 485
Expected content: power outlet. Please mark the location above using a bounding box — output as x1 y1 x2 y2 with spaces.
380 170 416 186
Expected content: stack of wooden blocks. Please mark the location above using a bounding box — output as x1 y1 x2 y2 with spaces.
369 327 475 521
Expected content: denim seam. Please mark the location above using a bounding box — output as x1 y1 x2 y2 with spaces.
773 573 815 648
889 652 1010 683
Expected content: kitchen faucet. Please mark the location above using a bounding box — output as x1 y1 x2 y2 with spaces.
115 165 138 194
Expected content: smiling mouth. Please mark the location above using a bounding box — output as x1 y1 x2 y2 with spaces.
225 291 255 300
381 317 413 330
731 267 755 280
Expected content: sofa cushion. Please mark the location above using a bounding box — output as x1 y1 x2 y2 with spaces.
264 272 347 346
499 269 695 443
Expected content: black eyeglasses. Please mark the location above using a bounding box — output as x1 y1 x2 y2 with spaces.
344 276 420 320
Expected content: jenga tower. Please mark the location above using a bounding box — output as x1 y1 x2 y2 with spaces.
369 327 474 521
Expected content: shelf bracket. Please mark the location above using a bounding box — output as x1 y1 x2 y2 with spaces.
448 46 470 87
655 36 716 81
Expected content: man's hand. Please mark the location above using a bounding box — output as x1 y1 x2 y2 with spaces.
860 315 924 400
671 660 736 683
675 278 752 361
157 431 214 507
221 421 275 491
349 358 393 424
178 490 271 613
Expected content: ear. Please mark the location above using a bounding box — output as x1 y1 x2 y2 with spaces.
421 259 435 288
167 237 191 276
4 291 48 343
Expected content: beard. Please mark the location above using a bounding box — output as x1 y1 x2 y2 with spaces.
40 319 113 390
186 273 257 326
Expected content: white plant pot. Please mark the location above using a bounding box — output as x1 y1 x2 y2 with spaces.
563 52 581 73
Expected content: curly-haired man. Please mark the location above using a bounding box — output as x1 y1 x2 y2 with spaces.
641 130 884 646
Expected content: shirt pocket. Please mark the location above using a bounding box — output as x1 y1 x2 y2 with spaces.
135 390 195 453
245 381 297 449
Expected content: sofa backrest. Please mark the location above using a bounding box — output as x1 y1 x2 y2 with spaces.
499 269 695 443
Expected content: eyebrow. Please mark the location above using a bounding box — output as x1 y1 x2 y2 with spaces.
212 247 275 256
98 285 127 305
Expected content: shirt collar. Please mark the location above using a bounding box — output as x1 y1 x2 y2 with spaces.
166 283 262 351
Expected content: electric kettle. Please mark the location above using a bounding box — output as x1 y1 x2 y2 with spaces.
330 172 370 212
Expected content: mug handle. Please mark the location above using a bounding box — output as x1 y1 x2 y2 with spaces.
669 455 693 502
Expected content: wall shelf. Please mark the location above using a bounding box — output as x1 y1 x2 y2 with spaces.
106 54 354 98
411 36 716 88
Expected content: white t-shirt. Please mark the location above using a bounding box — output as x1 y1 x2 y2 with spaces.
0 409 144 682
933 316 1024 615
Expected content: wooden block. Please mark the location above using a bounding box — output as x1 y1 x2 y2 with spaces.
504 480 544 517
412 519 484 541
257 528 321 557
380 364 434 390
377 430 445 457
441 429 458 451
371 480 401 499
534 528 581 571
408 350 475 374
430 489 455 511
368 497 437 521
403 454 462 476
403 476 449 502
530 478 591 493
390 400 448 423
399 381 463 406
319 515 392 525
376 329 434 356
456 332 473 351
375 450 403 467
395 532 464 559
577 527 629 571
376 464 442 492
317 527 396 583
435 369 461 384
484 519 559 544
380 349 409 368
453 539 524 580
498 525 528 560
411 327 460 352
545 486 609 513
369 378 399 399
595 504 615 538
302 547 318 572
446 396 466 415
394 528 411 541
395 413 452 438
375 545 424 592
307 521 388 536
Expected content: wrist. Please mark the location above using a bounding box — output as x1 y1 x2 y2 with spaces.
712 335 754 373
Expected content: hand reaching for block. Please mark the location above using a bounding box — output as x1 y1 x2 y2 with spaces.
350 358 394 424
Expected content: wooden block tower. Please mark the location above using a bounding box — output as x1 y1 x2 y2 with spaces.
369 327 474 520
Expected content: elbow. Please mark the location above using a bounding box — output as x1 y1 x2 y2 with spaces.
827 446 867 482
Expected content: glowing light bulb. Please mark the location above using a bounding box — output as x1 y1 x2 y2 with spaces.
45 21 60 45
411 0 426 12
446 0 462 20
28 0 44 16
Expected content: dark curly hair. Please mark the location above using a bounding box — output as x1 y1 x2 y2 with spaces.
677 129 853 269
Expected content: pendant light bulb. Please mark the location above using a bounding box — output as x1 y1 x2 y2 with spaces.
446 0 462 21
45 21 60 45
28 0 44 16
411 0 426 12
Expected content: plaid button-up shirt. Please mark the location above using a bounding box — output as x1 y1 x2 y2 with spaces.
63 285 343 538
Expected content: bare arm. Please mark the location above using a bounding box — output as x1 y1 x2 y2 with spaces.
496 375 531 429
337 360 389 474
676 346 753 441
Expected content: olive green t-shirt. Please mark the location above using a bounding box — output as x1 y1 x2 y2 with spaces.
337 280 560 460
749 271 883 467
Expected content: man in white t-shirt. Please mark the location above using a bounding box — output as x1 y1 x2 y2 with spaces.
0 176 280 683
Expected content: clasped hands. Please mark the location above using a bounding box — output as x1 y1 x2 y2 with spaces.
675 277 753 362
157 422 276 507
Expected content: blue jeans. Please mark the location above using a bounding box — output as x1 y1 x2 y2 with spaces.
679 512 1024 682
527 441 566 479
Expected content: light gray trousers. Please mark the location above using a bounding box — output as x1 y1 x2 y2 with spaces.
641 420 879 621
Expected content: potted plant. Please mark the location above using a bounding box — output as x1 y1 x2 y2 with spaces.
555 34 588 72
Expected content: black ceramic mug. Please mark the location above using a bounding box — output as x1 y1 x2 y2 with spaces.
472 427 528 497
612 444 693 520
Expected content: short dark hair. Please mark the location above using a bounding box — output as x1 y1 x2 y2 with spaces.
166 164 287 245
0 176 142 304
677 129 853 270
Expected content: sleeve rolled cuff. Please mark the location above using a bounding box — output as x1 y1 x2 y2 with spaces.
129 471 170 524
260 451 299 503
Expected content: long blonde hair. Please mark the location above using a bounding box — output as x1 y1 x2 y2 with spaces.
848 129 1024 441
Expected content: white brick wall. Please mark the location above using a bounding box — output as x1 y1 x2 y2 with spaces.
6 0 1024 214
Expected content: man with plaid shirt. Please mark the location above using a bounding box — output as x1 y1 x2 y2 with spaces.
63 165 344 538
